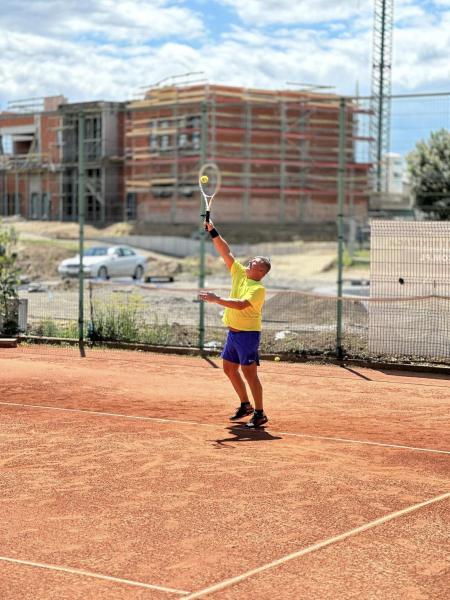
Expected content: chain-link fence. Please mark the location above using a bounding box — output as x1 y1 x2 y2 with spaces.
10 278 449 366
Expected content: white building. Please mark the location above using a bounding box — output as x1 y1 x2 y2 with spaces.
370 152 414 214
381 152 405 194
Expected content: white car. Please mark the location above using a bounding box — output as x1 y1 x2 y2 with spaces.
58 246 147 280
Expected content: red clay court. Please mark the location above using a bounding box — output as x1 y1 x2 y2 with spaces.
1 346 449 599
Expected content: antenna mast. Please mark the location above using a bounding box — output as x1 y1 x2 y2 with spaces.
371 0 394 192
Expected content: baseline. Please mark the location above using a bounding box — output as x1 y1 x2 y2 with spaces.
1 401 449 456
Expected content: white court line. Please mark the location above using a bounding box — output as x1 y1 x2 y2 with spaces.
182 492 450 599
278 431 450 456
1 401 450 456
0 556 190 595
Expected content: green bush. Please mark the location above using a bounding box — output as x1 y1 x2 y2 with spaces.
0 223 20 335
90 292 173 345
34 318 79 338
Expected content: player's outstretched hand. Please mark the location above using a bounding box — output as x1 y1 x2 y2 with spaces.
198 291 219 304
203 220 214 232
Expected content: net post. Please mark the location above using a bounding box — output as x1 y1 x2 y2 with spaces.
336 97 347 360
198 101 208 352
78 111 86 357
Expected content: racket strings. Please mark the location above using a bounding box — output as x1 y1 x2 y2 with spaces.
202 177 218 197
199 163 221 200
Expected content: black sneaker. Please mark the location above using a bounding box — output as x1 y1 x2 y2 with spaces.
245 412 268 428
229 403 254 421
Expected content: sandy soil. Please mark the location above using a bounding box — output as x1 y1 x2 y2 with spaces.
5 219 134 240
6 219 370 287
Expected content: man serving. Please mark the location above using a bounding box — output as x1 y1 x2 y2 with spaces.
199 221 271 428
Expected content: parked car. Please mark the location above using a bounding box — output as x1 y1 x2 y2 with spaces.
58 246 147 280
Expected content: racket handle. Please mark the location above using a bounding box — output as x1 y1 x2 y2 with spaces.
204 210 210 230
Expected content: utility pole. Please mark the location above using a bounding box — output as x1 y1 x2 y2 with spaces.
78 111 86 357
198 102 207 352
336 98 346 360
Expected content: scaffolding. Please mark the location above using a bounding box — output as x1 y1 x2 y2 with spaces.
126 84 372 225
1 87 372 227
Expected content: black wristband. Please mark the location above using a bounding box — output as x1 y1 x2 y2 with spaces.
209 228 219 239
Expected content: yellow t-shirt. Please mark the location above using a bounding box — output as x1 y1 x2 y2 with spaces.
222 261 266 331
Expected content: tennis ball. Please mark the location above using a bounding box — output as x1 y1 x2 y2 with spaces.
274 356 281 362
200 175 209 184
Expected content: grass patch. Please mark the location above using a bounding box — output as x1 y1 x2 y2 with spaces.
19 238 81 251
89 292 181 345
31 318 80 338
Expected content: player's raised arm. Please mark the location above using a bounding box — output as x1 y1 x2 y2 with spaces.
204 221 235 271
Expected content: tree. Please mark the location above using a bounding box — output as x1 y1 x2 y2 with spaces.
406 128 450 219
0 223 20 335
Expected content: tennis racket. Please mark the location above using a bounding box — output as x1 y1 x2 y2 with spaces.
198 163 221 229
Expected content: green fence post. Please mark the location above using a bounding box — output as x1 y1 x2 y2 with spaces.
336 97 346 359
78 111 86 357
198 102 208 352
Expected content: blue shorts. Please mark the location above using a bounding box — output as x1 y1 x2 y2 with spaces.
221 330 261 366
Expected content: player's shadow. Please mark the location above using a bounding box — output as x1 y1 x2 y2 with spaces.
212 424 282 448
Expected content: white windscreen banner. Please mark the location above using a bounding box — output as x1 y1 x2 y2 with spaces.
369 220 450 359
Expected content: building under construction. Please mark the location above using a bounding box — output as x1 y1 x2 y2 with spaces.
1 84 371 226
0 96 124 223
126 84 371 225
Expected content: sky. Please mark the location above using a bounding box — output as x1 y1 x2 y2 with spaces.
1 0 450 104
0 0 449 152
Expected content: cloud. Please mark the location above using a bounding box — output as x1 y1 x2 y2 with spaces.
0 0 204 43
0 0 449 109
217 0 371 26
392 11 450 90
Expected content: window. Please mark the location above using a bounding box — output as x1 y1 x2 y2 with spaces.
178 133 188 148
192 132 200 150
84 247 108 256
1 134 13 154
126 193 137 220
186 116 201 149
85 116 101 160
150 133 159 151
42 193 49 219
187 116 200 129
85 117 101 140
152 185 173 198
122 248 136 256
30 193 40 219
161 134 170 150
149 121 159 151
158 121 169 151
2 194 20 216
179 185 194 198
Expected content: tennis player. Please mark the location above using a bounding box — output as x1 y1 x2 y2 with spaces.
199 220 271 428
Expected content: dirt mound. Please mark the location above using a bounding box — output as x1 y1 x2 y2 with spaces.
264 291 367 325
16 240 76 281
8 220 138 240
